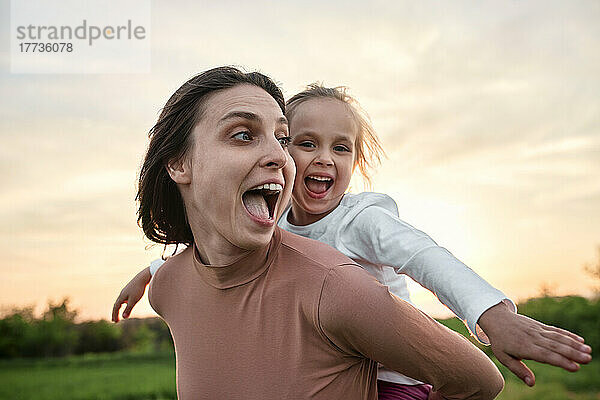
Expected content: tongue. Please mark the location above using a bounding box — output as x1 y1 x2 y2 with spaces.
305 178 329 194
243 192 270 220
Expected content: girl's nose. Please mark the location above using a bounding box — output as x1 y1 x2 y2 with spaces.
313 150 334 167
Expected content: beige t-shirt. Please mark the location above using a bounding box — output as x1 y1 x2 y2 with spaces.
149 227 503 400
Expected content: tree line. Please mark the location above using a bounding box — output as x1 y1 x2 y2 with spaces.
1 295 598 359
0 299 172 358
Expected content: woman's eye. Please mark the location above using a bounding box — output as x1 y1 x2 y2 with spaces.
334 145 350 152
277 136 292 148
232 131 253 141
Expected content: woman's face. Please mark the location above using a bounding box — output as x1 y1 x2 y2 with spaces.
182 84 295 255
287 98 357 225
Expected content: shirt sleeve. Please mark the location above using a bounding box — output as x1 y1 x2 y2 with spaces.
147 268 163 318
318 265 504 400
147 259 174 319
340 200 516 344
149 259 166 276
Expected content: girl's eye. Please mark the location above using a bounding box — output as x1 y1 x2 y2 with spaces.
232 131 253 142
277 136 292 148
334 145 351 152
298 141 316 148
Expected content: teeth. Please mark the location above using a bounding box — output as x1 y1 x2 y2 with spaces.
307 175 332 182
249 183 283 191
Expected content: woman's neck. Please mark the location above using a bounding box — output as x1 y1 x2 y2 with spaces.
194 239 252 266
189 220 252 266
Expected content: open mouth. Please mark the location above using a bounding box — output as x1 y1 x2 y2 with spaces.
242 183 282 222
304 175 334 196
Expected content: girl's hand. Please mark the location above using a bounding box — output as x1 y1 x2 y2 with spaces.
111 267 152 323
478 302 592 386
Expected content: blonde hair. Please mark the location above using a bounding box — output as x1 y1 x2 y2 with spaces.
285 84 385 188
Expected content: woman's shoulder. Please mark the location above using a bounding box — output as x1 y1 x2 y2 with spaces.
148 247 193 318
152 246 193 283
278 229 357 271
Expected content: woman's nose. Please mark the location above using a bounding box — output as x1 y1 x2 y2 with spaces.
261 136 288 169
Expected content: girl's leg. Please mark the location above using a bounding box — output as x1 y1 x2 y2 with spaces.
377 380 432 400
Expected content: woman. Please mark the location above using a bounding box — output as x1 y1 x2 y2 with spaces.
137 66 504 399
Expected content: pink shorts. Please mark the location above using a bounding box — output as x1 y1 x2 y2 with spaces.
377 380 432 400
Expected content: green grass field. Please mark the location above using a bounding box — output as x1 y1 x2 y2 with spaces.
0 352 176 400
0 351 597 399
495 360 599 400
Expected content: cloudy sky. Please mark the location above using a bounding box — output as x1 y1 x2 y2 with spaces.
1 0 599 320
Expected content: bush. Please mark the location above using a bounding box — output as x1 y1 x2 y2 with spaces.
76 320 123 354
0 308 34 358
0 299 173 359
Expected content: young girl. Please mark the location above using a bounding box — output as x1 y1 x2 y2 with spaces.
113 84 591 399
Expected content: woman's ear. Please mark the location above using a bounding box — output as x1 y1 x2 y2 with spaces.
166 156 192 184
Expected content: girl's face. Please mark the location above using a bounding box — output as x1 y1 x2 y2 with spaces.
287 98 357 225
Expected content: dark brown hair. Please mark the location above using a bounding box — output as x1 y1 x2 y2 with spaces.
137 66 285 247
286 84 385 188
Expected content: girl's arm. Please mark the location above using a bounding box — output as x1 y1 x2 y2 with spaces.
111 259 165 322
342 200 508 341
342 198 591 385
320 265 504 400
